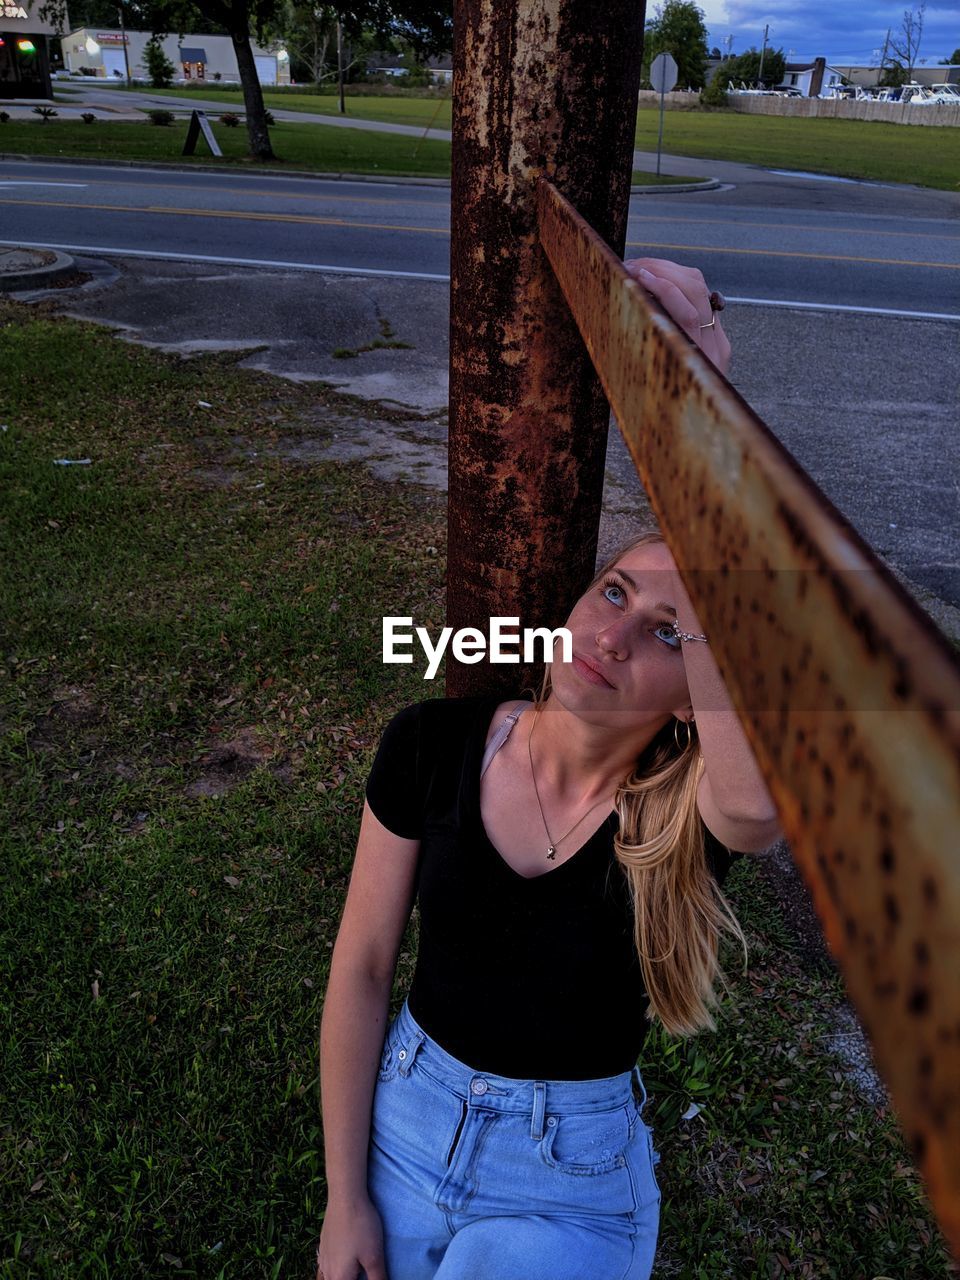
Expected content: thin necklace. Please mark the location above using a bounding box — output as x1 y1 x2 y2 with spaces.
527 707 616 860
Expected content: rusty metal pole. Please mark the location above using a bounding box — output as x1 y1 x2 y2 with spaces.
446 0 645 697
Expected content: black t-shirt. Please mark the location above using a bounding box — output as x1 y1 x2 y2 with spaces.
365 695 745 1080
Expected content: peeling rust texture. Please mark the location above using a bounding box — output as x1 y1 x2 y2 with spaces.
538 176 960 1258
447 0 645 698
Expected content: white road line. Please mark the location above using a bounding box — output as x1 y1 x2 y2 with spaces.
725 295 960 321
2 239 958 320
0 239 450 282
0 181 89 188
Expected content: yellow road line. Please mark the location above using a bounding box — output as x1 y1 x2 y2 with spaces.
624 239 960 270
0 196 448 235
69 177 447 208
627 213 960 244
28 181 957 245
0 197 955 269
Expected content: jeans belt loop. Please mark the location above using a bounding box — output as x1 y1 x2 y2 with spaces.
398 1030 424 1077
530 1081 547 1141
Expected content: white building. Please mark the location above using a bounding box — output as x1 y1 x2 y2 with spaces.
59 28 290 85
779 59 845 97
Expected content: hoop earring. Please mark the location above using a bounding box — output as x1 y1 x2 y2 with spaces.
674 717 693 752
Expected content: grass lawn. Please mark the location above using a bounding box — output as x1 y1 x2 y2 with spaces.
636 107 958 191
0 119 452 178
1 298 955 1276
102 88 959 190
0 119 704 186
118 84 456 131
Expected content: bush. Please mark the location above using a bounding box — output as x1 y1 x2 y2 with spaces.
699 74 729 108
219 111 241 127
144 36 175 89
0 111 9 124
213 70 221 81
80 111 96 124
32 105 58 122
79 65 97 76
146 108 175 126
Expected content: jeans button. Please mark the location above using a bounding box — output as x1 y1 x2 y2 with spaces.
470 1077 488 1096
398 1049 407 1061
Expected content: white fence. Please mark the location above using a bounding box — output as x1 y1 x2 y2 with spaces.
723 95 960 128
637 89 960 127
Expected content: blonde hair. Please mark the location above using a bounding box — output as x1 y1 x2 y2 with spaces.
543 531 748 1039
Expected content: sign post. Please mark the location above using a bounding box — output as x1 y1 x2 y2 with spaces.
650 51 678 176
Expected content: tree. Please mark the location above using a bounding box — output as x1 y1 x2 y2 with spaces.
699 69 728 106
143 33 175 85
719 46 786 88
642 0 709 90
265 1 337 82
888 4 925 79
879 59 908 87
938 47 960 64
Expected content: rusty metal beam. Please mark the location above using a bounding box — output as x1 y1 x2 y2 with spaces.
538 176 960 1257
446 0 645 698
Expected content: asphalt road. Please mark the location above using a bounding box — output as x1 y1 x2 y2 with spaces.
1 159 958 318
2 156 957 614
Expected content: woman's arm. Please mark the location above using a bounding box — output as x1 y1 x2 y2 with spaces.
625 257 782 852
316 801 420 1280
670 580 783 851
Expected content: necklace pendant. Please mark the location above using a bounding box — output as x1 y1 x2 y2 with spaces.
546 845 557 860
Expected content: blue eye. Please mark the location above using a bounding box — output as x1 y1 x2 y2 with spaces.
602 581 625 606
655 623 682 649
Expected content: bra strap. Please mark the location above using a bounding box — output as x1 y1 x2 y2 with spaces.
480 702 530 778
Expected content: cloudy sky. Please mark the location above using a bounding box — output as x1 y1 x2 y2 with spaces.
693 1 957 65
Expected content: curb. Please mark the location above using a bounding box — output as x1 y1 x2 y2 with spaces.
0 152 719 193
0 153 453 187
0 248 77 292
631 177 719 193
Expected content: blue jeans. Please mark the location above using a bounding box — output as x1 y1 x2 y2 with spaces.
364 998 661 1280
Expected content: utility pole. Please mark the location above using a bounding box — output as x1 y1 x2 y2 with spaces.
878 27 890 79
447 0 645 698
757 22 769 85
118 1 131 86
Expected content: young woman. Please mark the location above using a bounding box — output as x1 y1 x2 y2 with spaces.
316 260 783 1280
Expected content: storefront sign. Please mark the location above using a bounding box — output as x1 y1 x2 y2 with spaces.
97 31 128 42
2 3 30 19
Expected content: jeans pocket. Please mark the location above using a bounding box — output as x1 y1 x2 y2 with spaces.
538 1104 633 1176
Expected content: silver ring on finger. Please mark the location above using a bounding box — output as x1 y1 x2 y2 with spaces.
698 316 717 330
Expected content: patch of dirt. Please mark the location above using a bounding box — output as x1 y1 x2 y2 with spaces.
190 465 244 488
27 685 104 751
50 685 102 726
184 725 292 798
43 271 94 291
755 840 836 978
